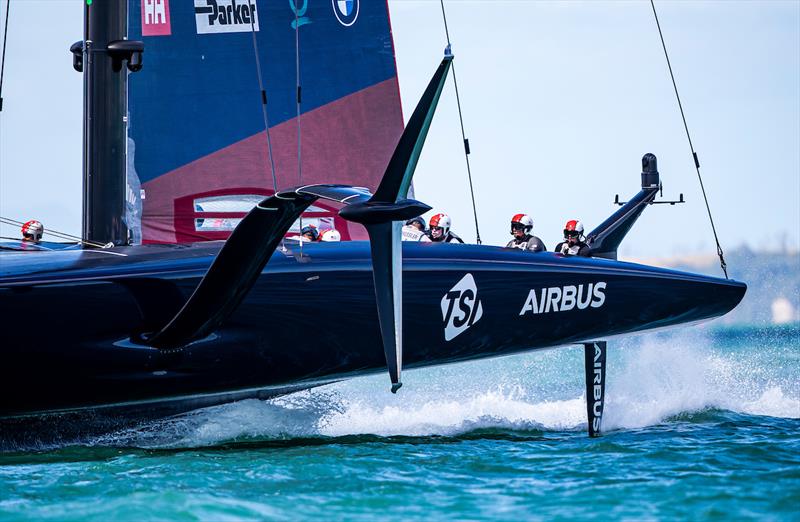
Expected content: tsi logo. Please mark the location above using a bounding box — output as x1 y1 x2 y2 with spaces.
441 273 483 341
519 282 607 316
194 0 259 34
332 0 359 26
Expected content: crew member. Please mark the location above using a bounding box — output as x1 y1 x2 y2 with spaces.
555 219 591 257
402 217 431 242
21 220 44 243
300 225 319 242
428 213 463 243
505 214 546 252
319 229 341 242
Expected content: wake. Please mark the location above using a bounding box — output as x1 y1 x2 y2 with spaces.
96 329 800 448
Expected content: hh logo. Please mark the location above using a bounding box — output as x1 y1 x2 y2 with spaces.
142 0 171 36
441 273 483 341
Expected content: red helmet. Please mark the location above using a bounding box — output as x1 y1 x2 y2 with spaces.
564 219 584 238
429 213 451 236
510 213 533 235
21 220 44 242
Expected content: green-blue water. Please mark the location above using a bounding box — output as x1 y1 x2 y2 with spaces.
2 326 798 520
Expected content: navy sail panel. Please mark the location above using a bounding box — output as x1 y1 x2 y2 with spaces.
127 0 403 243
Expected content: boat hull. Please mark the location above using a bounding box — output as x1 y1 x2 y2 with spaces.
0 241 745 440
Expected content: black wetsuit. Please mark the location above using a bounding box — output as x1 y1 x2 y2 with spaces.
555 240 591 257
506 234 547 252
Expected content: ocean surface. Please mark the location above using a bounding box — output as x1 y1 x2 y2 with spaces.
1 325 798 521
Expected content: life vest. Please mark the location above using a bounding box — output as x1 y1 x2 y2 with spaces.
557 241 590 256
506 235 546 252
402 225 431 242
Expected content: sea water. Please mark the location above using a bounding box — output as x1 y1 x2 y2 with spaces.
1 326 798 520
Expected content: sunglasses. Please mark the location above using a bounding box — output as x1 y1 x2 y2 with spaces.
511 224 526 230
564 230 581 238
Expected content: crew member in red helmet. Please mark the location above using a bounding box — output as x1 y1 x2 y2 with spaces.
428 213 463 243
555 219 590 257
505 214 546 252
21 220 44 243
319 228 341 242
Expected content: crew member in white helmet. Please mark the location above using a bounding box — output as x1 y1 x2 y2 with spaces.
505 213 546 252
21 220 44 243
319 229 341 242
428 213 463 243
555 219 591 257
402 217 431 242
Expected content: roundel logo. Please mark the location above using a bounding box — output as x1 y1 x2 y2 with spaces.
332 0 359 26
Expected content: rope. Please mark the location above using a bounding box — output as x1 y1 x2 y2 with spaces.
0 216 111 248
293 2 304 251
0 0 9 112
439 0 481 244
0 0 11 240
294 3 302 187
650 0 728 278
0 3 111 251
247 0 278 195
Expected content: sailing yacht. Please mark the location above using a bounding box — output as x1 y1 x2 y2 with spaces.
0 0 745 446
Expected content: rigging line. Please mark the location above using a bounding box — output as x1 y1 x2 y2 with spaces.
439 0 482 245
294 4 302 186
0 0 9 112
0 1 14 246
0 216 109 248
293 2 304 253
0 217 85 243
650 0 728 279
0 0 5 238
0 0 9 225
247 0 278 195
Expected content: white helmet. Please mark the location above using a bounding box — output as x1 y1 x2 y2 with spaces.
510 213 533 235
564 219 585 239
21 220 44 242
429 213 451 236
320 229 341 242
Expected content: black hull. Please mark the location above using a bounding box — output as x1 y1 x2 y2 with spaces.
0 241 745 445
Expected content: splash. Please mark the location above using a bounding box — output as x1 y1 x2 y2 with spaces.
605 332 800 429
97 328 799 448
316 390 584 437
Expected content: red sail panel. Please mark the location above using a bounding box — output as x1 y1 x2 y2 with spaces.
128 0 403 243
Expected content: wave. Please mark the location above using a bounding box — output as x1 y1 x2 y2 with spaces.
95 329 799 448
603 335 799 430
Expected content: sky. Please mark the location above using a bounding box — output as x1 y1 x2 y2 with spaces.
0 0 798 261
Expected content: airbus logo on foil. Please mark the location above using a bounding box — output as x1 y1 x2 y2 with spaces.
590 343 604 434
441 274 483 341
332 0 359 26
519 282 607 315
194 0 259 34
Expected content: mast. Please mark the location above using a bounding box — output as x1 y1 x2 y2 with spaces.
73 0 142 246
